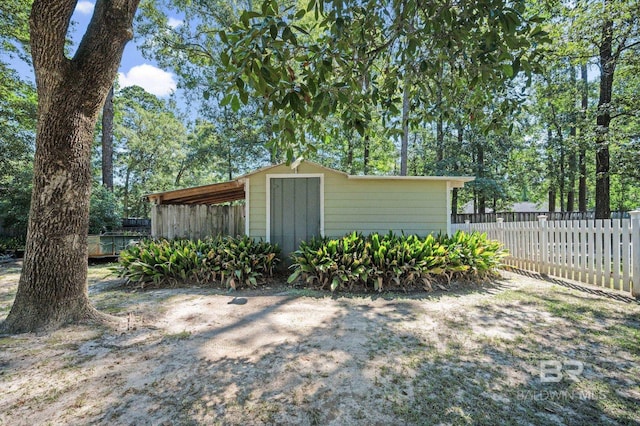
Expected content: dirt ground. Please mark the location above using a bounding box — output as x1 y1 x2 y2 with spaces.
1 262 639 425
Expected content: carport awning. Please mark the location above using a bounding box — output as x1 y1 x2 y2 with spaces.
146 180 245 205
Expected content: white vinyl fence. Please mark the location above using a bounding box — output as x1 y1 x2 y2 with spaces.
451 212 640 297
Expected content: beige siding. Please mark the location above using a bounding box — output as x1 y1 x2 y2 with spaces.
324 175 447 237
247 162 450 240
248 175 267 240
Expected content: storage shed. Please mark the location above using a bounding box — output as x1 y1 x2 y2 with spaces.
147 160 474 255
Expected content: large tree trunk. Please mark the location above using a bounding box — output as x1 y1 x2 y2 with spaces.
2 0 139 334
101 85 114 191
595 13 614 219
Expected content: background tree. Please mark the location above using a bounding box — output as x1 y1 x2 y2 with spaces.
101 85 115 191
114 86 188 217
219 0 546 162
0 0 36 237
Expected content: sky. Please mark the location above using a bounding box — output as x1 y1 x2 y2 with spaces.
75 1 179 97
10 1 180 98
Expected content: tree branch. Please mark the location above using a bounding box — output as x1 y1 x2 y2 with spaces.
610 110 637 120
29 0 76 84
616 38 640 56
72 0 140 106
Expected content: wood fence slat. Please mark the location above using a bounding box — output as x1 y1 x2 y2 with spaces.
612 220 621 291
581 221 588 283
550 221 557 277
595 221 603 287
622 220 631 292
559 220 566 278
603 221 612 289
151 204 245 240
572 220 579 281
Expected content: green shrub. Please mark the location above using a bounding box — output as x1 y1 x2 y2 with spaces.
115 236 280 289
0 236 26 255
288 231 506 293
0 168 32 241
89 185 121 234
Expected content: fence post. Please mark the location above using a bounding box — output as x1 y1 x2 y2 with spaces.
496 217 504 244
538 215 548 275
465 219 471 234
151 204 158 238
630 210 640 298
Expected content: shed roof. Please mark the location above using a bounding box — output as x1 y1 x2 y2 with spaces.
146 180 245 205
145 160 474 205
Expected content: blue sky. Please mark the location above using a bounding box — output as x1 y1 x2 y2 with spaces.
9 1 179 98
75 1 179 97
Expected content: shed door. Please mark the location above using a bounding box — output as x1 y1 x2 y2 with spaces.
270 177 321 256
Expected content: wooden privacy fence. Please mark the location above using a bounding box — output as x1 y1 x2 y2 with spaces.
451 212 640 297
151 204 244 240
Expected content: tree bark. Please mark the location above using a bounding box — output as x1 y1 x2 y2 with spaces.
2 0 139 334
567 65 577 212
550 108 565 212
363 133 370 175
436 116 444 170
548 189 556 213
579 64 588 212
595 12 614 219
547 128 556 212
476 142 485 214
451 123 463 216
346 130 354 174
568 123 576 212
101 85 114 190
435 77 444 173
400 72 410 176
124 166 131 217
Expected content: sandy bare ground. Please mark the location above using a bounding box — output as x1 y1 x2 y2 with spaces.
1 262 639 425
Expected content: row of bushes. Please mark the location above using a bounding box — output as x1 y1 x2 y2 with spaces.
115 236 280 289
116 231 505 291
288 231 505 292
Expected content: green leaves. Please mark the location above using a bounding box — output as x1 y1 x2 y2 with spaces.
115 236 281 289
214 0 548 158
288 231 506 293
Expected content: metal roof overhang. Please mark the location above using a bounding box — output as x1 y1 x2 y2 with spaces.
146 180 245 205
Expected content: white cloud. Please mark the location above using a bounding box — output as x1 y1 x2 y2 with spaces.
167 17 183 29
118 64 177 97
75 1 94 15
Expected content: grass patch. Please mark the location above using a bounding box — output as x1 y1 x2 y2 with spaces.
162 330 191 341
365 280 640 425
606 324 640 355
